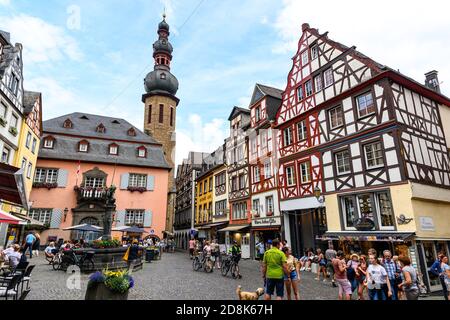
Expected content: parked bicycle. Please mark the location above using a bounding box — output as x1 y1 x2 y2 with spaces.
192 253 213 273
221 254 240 279
57 250 95 273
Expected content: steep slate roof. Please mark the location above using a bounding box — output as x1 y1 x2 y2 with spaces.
250 84 283 122
227 106 250 121
23 91 41 115
40 113 170 169
44 112 160 144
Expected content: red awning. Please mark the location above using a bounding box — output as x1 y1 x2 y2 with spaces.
0 210 26 225
0 163 28 209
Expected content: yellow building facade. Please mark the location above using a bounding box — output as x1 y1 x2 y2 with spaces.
195 171 214 227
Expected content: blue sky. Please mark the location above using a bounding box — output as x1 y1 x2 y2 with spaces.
1 0 449 166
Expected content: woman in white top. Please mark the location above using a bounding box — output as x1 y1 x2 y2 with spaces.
365 254 392 300
441 256 450 301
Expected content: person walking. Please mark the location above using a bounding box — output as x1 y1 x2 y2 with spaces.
366 254 392 300
325 244 337 287
24 232 36 259
256 239 265 262
381 250 401 300
231 241 242 279
262 239 289 301
315 248 327 281
440 255 450 301
189 238 196 259
347 253 359 295
32 233 41 257
356 255 368 300
430 254 448 300
126 239 141 270
332 250 352 300
397 255 419 300
282 247 300 300
211 239 221 269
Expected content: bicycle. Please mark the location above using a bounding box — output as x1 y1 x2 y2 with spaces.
60 250 95 273
192 253 203 271
221 254 240 279
203 254 214 273
51 251 63 271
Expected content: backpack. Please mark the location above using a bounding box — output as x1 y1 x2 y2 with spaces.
347 261 356 281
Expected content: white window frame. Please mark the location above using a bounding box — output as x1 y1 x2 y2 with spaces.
301 50 309 65
305 80 313 97
329 106 344 129
297 86 304 101
283 127 293 146
253 199 260 215
129 174 147 188
335 150 351 175
314 75 323 92
26 132 32 149
264 160 272 178
357 92 376 118
31 138 37 154
286 166 296 187
300 161 311 184
266 196 274 214
79 142 88 153
0 101 6 118
109 145 118 155
44 139 54 149
11 114 18 128
324 68 334 87
255 107 261 122
29 209 52 225
138 148 146 158
1 147 10 163
364 142 384 169
297 120 307 142
311 45 318 60
84 177 105 188
21 158 27 170
27 163 33 179
253 166 260 183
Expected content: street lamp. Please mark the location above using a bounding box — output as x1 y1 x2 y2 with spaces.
63 208 69 222
314 186 325 204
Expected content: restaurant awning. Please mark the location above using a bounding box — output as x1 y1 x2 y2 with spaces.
218 225 250 233
317 232 415 242
13 214 45 227
0 163 28 210
112 226 148 234
0 210 27 225
197 222 228 230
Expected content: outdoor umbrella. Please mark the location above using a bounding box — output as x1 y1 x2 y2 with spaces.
112 226 148 234
63 224 103 240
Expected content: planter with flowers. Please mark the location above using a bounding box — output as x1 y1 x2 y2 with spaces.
266 211 274 217
0 117 7 127
8 126 18 137
127 186 147 193
33 182 58 189
85 269 134 300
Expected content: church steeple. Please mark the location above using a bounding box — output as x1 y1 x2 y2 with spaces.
144 14 179 98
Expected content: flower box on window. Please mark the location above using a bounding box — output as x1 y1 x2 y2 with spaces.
0 117 7 127
127 186 147 193
8 126 18 137
33 182 58 189
266 211 274 217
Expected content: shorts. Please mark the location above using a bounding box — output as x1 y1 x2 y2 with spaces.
189 248 194 255
284 270 298 281
265 278 284 297
446 280 450 292
335 278 352 296
257 253 264 261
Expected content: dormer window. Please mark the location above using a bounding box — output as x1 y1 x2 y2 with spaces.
112 120 120 125
43 136 55 149
78 140 89 153
63 119 73 129
80 115 89 120
255 106 261 122
96 123 106 133
109 143 119 155
127 128 137 137
137 146 147 158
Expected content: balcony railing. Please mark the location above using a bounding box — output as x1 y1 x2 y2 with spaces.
75 186 108 200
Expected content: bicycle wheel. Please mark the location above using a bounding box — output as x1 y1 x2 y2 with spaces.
231 263 239 279
221 262 229 276
193 258 201 271
204 259 213 273
52 255 61 271
81 258 95 273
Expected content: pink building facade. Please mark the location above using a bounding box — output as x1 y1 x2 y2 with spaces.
29 112 170 244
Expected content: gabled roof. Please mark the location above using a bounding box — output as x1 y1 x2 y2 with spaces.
0 30 10 44
228 106 250 121
43 112 160 145
250 83 283 106
249 84 283 123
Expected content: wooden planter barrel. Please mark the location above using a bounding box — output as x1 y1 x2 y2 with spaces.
85 282 129 300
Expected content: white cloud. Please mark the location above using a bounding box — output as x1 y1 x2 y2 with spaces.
176 114 228 166
272 0 450 93
105 51 123 64
1 14 83 63
0 0 10 6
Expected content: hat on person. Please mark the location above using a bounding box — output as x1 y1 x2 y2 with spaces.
267 240 273 244
351 253 360 260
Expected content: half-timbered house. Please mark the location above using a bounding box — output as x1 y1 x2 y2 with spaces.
220 107 252 259
276 23 450 292
248 84 283 257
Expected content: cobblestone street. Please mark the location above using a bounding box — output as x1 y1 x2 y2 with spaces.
27 251 339 300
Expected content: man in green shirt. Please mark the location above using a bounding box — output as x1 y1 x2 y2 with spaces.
262 239 289 300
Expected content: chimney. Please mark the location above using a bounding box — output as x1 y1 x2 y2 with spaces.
425 70 441 93
302 23 310 32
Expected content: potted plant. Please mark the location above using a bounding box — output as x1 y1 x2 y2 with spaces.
0 117 7 127
266 211 274 217
85 269 134 300
8 126 18 136
127 186 147 193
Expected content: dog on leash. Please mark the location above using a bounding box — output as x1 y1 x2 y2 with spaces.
236 285 265 300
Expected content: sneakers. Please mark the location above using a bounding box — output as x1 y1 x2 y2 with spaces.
315 277 320 281
332 281 337 288
323 279 327 282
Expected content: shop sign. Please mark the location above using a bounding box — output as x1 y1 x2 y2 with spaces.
252 216 281 227
419 217 435 231
353 218 375 231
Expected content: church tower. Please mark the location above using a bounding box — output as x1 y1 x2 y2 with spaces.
142 14 179 234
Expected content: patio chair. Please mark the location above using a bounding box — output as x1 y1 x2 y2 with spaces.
18 289 31 300
21 265 35 292
0 274 22 300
